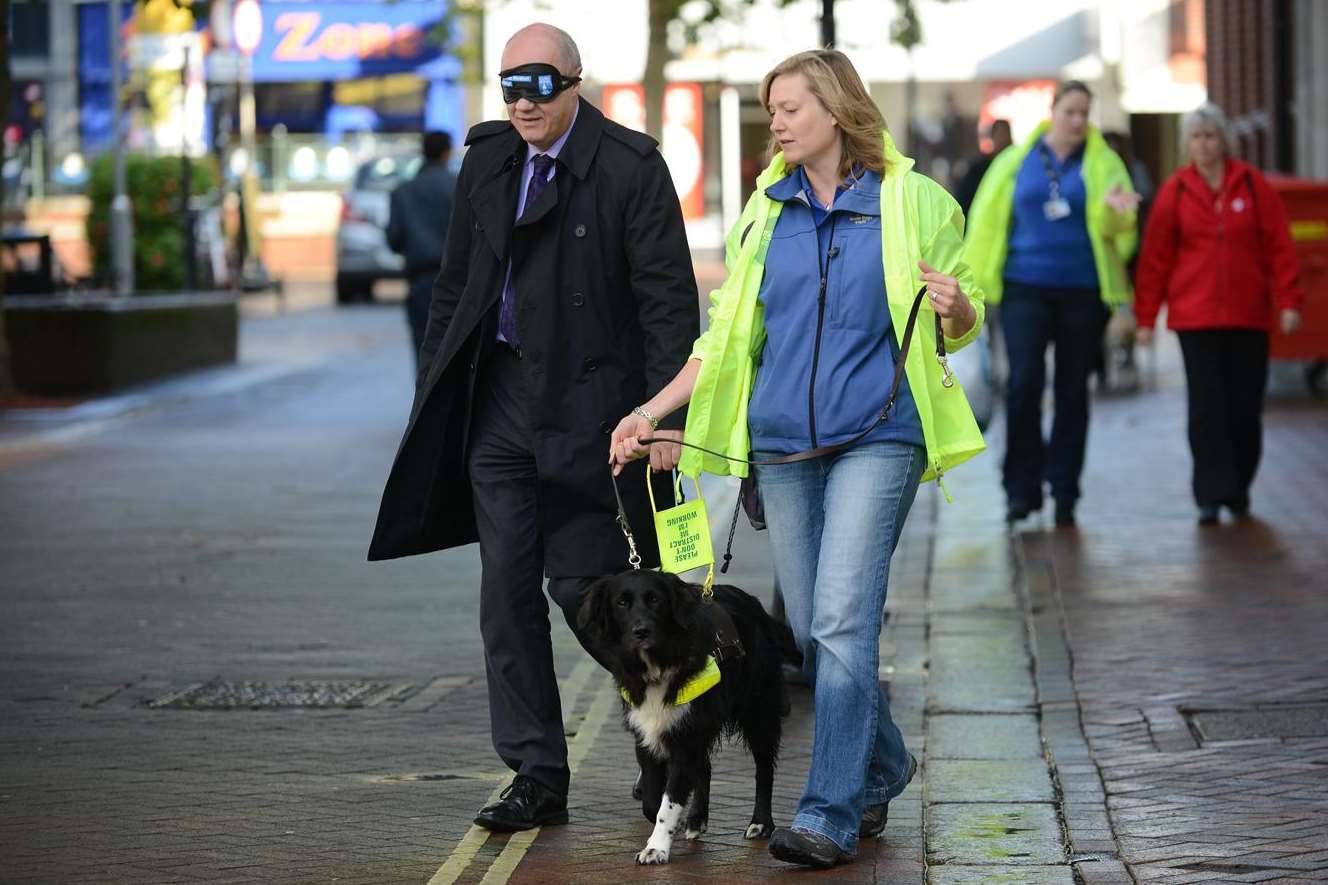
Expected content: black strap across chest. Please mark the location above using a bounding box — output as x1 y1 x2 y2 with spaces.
704 600 745 664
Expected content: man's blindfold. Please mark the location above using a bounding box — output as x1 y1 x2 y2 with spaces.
499 63 581 104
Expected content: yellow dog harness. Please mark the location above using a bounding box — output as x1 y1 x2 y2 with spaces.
620 655 722 707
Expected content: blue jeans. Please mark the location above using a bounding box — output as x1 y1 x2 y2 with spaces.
755 441 925 854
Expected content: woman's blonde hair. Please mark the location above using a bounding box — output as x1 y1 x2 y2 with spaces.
759 49 889 179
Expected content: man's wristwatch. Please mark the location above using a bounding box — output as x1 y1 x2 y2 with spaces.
632 405 660 430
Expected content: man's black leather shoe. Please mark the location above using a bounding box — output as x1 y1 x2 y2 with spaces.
474 776 568 832
860 753 918 838
768 827 847 868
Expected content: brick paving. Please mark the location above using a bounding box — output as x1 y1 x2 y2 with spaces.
2 300 1326 883
1016 343 1328 885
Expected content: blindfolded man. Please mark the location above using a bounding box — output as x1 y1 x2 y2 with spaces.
368 23 698 831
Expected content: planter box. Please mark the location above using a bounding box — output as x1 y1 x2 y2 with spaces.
5 292 239 395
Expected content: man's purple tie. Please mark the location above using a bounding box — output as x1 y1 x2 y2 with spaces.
499 153 555 348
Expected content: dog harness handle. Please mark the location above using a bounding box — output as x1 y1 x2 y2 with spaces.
644 471 715 597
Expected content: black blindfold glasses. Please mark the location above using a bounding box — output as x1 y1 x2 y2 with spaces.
499 64 581 104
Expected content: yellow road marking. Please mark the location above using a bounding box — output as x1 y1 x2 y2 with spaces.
426 825 491 885
426 657 602 885
478 678 620 885
565 678 620 774
476 829 538 885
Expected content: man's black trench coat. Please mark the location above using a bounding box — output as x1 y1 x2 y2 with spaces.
368 99 699 576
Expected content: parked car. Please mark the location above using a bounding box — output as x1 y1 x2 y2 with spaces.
334 155 421 304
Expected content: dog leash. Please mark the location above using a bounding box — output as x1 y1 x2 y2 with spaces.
610 465 644 570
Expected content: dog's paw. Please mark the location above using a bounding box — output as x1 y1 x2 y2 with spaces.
635 847 670 865
684 823 707 841
744 821 774 840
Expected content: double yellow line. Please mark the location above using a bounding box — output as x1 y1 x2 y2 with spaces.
428 658 619 885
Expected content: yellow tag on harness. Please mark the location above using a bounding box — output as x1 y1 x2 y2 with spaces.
646 472 715 595
620 655 722 707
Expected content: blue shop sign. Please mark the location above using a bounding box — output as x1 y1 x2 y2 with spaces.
245 1 459 82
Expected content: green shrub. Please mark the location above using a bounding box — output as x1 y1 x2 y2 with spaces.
86 153 218 292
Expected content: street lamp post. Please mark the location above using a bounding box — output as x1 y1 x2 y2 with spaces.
109 0 135 295
233 0 267 291
180 45 197 291
820 0 835 48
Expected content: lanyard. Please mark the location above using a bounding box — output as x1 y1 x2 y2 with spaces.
1037 142 1070 201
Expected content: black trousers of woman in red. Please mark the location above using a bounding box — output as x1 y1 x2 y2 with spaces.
1176 328 1270 511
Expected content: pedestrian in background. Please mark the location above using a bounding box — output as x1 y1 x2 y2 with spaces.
386 131 456 365
954 118 1012 217
1098 129 1155 390
1134 102 1304 525
611 49 985 868
966 81 1140 527
368 23 698 832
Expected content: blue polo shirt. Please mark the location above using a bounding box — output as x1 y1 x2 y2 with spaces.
1004 140 1098 289
747 167 925 455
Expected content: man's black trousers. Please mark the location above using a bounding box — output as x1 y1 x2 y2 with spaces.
406 274 434 366
466 345 600 797
1177 328 1269 510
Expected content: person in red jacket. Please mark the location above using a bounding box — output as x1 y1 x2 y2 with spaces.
1134 102 1304 525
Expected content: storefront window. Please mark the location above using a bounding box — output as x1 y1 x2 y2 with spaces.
333 75 427 129
255 82 329 132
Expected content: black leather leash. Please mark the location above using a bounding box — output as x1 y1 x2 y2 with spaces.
609 462 643 570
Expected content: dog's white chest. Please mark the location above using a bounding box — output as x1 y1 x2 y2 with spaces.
626 683 690 758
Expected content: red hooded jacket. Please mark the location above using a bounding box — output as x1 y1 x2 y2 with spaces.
1135 158 1304 332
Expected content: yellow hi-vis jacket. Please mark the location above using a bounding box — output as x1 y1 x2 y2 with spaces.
679 131 986 493
964 121 1139 307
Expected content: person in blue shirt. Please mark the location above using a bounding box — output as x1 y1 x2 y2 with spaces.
745 159 926 457
610 49 983 869
980 81 1140 527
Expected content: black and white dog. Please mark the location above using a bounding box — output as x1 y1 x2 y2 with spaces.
576 570 790 864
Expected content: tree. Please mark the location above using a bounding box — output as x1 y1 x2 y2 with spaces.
644 0 682 143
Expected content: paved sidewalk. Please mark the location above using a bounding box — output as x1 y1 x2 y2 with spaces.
1013 346 1328 885
2 303 1325 884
